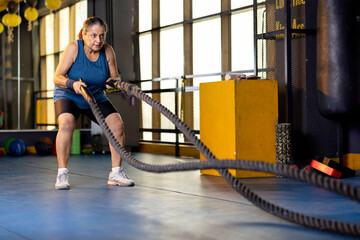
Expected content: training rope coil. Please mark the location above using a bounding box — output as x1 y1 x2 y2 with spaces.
80 81 360 237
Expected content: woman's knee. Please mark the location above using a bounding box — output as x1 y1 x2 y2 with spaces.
58 114 76 132
106 113 124 136
113 120 125 137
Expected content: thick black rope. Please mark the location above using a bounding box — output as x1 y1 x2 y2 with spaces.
81 82 360 237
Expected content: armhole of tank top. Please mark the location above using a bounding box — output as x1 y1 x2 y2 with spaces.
102 45 110 73
102 45 107 62
74 39 82 62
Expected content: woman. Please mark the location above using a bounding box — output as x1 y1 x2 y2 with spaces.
53 16 134 190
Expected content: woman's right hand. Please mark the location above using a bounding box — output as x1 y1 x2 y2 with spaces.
72 81 88 94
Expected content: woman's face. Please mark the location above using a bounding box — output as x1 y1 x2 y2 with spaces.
83 24 106 52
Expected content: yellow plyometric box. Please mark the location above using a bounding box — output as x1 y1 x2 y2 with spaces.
199 80 278 178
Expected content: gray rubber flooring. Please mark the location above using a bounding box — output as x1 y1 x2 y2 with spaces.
0 152 359 240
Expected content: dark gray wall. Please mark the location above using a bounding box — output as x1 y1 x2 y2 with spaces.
0 3 35 129
88 0 140 148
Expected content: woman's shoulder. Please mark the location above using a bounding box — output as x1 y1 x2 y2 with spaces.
62 40 80 63
67 40 79 52
103 43 115 59
65 40 79 54
103 43 114 53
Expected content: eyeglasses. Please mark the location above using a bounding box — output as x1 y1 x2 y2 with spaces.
87 33 105 41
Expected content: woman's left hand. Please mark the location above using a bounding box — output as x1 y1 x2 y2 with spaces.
105 78 120 89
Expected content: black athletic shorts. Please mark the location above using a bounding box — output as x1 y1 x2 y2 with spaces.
55 98 117 124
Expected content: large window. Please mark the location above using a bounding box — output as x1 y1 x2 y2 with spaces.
160 26 184 142
193 17 221 131
160 0 183 26
38 0 87 129
193 0 220 18
139 32 152 140
138 0 255 147
231 9 254 73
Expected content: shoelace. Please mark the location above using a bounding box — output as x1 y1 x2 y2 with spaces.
118 170 130 179
57 172 68 182
113 170 130 180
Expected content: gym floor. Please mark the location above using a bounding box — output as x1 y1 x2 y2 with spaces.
0 152 359 240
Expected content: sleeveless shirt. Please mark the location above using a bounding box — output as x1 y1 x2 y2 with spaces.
53 39 110 109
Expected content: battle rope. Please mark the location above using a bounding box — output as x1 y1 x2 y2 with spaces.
80 81 360 237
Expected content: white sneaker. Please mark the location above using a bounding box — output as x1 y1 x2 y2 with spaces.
55 169 70 190
107 167 135 187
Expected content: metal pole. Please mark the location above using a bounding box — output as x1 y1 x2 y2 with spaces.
253 0 258 76
338 122 344 166
175 78 180 157
17 8 20 129
1 33 6 129
284 0 292 124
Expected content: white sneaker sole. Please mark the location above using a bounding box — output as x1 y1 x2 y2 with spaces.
107 180 135 187
55 184 70 190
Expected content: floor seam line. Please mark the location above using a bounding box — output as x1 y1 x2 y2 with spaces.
136 185 254 205
0 225 32 240
23 164 252 206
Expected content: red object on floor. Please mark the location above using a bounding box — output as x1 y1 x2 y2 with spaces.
310 159 342 179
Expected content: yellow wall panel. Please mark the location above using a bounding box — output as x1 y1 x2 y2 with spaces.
36 99 48 125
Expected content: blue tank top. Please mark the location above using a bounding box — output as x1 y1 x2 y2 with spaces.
53 39 110 109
